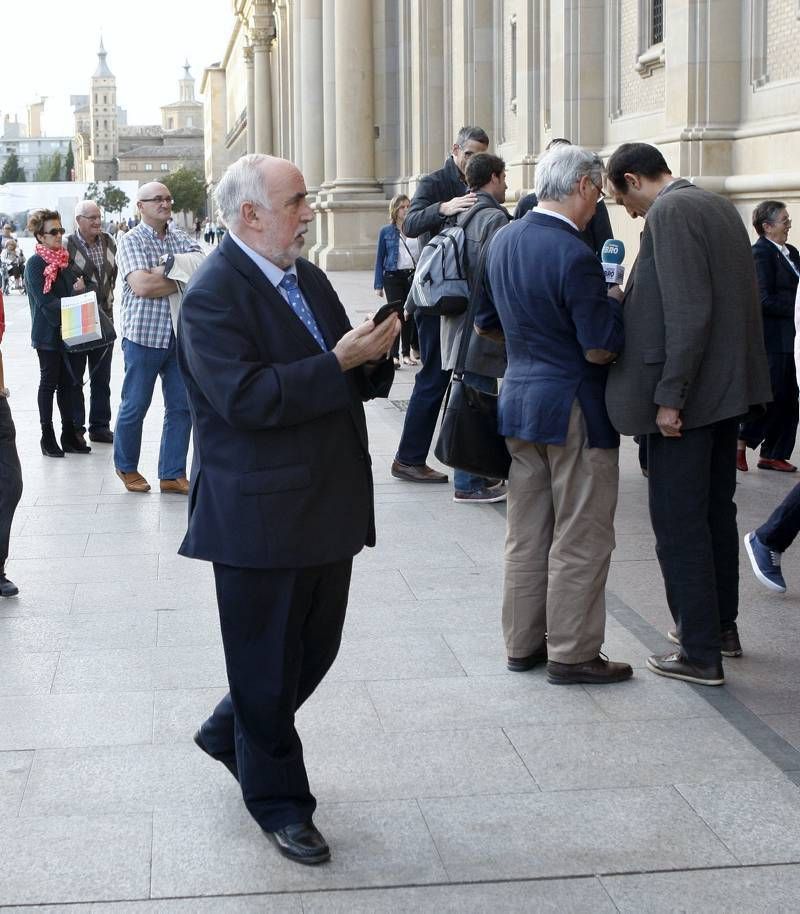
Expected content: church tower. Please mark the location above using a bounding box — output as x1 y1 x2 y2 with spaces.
89 39 118 180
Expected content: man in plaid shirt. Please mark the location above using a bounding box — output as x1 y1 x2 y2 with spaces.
115 182 203 494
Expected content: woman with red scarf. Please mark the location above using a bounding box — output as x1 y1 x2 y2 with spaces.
24 209 90 457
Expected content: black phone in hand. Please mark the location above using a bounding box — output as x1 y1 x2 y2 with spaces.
372 300 404 325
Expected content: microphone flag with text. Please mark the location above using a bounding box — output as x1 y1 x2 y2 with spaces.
601 238 625 286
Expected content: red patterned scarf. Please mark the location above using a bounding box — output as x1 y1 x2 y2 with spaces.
35 244 70 293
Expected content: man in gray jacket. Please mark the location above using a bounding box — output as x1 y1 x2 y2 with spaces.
440 152 511 502
605 142 771 687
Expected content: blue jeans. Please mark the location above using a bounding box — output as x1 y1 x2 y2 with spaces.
395 312 451 465
453 371 498 494
114 337 191 479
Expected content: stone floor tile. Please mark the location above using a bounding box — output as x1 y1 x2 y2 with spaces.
505 716 781 791
0 750 33 814
420 787 735 881
72 580 218 614
676 778 800 864
156 608 221 647
152 687 229 744
357 538 476 571
762 713 800 751
303 727 536 803
0 616 70 652
327 634 465 682
52 645 227 693
301 877 617 913
20 743 238 816
368 675 607 732
0 691 153 750
0 813 152 905
63 612 159 651
0 898 301 913
347 567 416 604
7 554 159 586
0 583 76 619
343 596 499 637
0 651 58 696
150 800 447 897
296 680 384 734
9 532 89 559
583 674 719 720
400 563 504 601
157 552 215 583
602 864 800 913
84 530 184 557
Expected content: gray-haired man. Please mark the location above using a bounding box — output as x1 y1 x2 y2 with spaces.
66 200 118 443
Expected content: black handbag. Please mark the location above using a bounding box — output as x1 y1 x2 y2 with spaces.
64 307 117 355
434 247 511 480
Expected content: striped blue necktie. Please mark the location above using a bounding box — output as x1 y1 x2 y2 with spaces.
278 274 326 351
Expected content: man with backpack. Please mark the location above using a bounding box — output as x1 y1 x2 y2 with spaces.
391 126 489 485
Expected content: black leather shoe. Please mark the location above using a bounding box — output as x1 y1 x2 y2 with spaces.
547 654 633 685
265 820 331 865
647 651 724 686
507 643 547 672
0 574 19 597
193 730 238 781
668 627 742 658
89 429 114 444
61 426 91 454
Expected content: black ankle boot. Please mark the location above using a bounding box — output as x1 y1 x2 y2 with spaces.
61 424 91 454
40 423 65 458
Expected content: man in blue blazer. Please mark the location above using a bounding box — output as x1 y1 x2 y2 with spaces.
177 154 399 865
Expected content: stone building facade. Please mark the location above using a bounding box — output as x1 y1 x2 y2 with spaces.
74 44 205 185
202 0 800 269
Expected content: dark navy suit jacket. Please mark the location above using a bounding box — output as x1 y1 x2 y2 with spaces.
478 211 623 448
177 233 393 569
752 235 800 355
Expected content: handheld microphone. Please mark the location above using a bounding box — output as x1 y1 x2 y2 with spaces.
601 239 625 286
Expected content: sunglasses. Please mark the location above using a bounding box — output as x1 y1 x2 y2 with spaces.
42 228 66 236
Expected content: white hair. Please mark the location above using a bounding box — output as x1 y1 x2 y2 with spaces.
534 145 603 202
74 199 100 221
214 154 273 228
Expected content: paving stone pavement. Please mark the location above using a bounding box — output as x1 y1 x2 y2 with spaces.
1 270 800 912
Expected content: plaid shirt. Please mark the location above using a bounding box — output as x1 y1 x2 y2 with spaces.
77 230 105 278
117 221 201 348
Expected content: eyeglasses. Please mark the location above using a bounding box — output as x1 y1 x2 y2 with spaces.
769 218 792 227
139 196 173 205
77 214 101 221
42 228 66 236
590 180 606 202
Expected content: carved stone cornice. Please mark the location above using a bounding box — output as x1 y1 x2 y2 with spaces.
250 26 275 50
243 44 254 66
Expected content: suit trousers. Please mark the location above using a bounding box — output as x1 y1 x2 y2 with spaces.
502 400 619 663
199 558 352 832
739 352 799 460
756 481 800 553
0 397 22 572
647 417 739 665
395 312 451 466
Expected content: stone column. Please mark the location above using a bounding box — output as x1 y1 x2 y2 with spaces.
299 0 324 190
243 44 255 154
316 0 386 269
251 1 275 155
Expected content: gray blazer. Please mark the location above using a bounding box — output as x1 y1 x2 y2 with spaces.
606 179 771 435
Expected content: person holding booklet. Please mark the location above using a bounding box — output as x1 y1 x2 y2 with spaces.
23 209 91 458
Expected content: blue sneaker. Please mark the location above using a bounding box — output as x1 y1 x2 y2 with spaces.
744 531 786 593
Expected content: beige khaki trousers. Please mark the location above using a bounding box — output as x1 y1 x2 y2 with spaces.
502 400 619 664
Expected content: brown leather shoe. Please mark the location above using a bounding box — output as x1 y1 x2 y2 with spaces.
757 458 797 472
160 477 189 495
391 460 448 483
736 449 748 472
116 469 151 493
547 654 633 685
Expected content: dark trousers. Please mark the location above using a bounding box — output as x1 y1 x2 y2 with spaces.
647 417 739 665
0 398 22 572
395 311 451 465
36 349 82 429
757 481 800 553
382 270 418 358
72 345 113 432
199 558 353 831
739 352 799 460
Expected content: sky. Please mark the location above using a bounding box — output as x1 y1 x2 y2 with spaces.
4 1 234 137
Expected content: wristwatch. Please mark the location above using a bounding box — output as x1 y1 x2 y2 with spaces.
0 387 9 398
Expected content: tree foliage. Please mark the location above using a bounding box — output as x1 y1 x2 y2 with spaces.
0 152 26 183
35 153 64 182
163 167 206 216
64 143 75 180
84 182 129 216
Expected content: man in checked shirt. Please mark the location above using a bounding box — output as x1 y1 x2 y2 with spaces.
114 182 203 494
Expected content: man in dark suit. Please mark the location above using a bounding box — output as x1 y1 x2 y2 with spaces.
391 125 489 484
177 154 398 865
66 200 118 444
737 201 800 472
605 142 771 687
